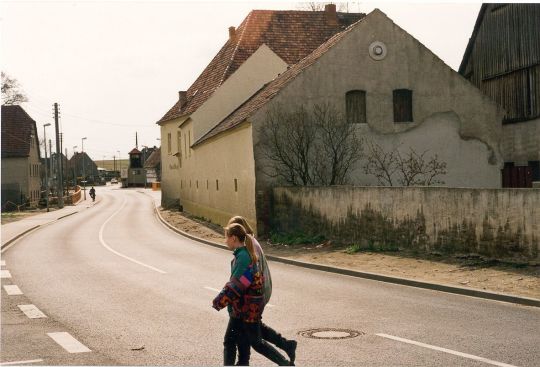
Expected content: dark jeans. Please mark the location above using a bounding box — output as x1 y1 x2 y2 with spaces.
224 317 250 366
242 321 290 366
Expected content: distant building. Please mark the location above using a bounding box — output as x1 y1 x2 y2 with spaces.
126 148 146 187
1 105 42 208
144 147 161 183
69 151 98 185
459 3 540 187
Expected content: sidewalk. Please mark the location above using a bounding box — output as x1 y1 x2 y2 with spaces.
1 197 99 249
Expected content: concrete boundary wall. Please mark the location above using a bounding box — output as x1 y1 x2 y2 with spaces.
272 187 540 260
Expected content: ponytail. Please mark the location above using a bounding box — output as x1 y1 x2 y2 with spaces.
245 234 258 265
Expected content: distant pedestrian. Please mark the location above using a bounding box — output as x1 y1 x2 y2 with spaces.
227 216 296 365
89 186 96 202
212 223 292 366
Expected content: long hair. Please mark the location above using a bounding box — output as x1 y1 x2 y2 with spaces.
228 216 254 235
225 223 257 264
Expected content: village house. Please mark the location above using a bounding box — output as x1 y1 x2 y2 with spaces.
158 7 504 232
1 105 42 208
459 3 540 187
69 151 98 185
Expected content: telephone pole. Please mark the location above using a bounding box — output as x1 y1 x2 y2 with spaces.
54 103 64 208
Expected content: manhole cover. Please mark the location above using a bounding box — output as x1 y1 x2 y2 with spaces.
298 328 364 339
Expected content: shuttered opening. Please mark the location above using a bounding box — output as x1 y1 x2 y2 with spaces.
393 89 413 123
346 90 367 124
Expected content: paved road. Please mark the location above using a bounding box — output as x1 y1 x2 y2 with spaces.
2 186 539 366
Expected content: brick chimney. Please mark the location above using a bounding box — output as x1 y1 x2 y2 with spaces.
228 26 236 40
178 91 187 108
324 3 338 25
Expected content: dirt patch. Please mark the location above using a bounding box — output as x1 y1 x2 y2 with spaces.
1 208 60 224
160 209 540 299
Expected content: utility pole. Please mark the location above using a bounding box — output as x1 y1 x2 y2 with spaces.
113 155 116 172
60 133 65 197
82 137 87 200
54 103 64 208
43 123 51 212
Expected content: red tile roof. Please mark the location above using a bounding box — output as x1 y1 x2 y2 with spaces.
194 14 367 146
129 148 141 154
157 9 364 124
1 105 39 158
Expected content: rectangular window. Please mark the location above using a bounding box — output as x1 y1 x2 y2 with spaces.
189 131 192 157
346 90 367 124
184 135 187 158
196 180 199 189
167 133 172 154
216 179 219 191
181 180 183 189
234 178 238 192
190 180 191 188
207 179 209 190
393 89 413 122
177 131 182 167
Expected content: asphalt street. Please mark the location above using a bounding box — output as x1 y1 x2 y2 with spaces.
1 185 539 366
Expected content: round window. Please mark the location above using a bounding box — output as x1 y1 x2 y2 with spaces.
369 41 387 61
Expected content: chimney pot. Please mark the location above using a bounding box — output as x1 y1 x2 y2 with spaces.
228 26 236 40
325 3 338 25
178 91 187 108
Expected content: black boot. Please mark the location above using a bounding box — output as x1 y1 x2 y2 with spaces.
224 346 236 366
251 340 291 366
260 323 297 364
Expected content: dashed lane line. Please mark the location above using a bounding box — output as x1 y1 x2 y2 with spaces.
203 286 275 307
376 333 517 367
47 332 91 353
17 304 47 319
98 197 166 274
3 285 23 295
1 270 12 278
0 359 44 365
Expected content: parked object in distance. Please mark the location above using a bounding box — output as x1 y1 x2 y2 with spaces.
110 178 118 184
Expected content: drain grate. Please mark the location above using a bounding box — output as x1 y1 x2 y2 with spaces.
298 328 364 340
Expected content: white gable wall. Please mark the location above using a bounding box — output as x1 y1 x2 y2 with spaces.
251 9 505 189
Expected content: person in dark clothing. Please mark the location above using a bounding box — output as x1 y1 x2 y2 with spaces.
213 223 292 366
89 186 96 202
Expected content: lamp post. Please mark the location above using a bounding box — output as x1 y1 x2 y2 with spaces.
43 123 51 212
82 137 87 200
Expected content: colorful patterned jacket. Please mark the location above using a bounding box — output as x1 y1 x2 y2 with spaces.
212 246 265 323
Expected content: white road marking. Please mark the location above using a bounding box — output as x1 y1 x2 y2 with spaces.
18 304 47 319
1 270 12 278
47 332 91 353
376 333 518 367
204 286 275 307
0 359 44 365
3 285 23 295
1 260 6 266
98 198 166 274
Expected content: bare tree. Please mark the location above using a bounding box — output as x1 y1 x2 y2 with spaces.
363 141 398 186
312 103 363 185
259 103 363 186
259 105 317 186
1 72 28 105
296 2 354 12
363 141 447 186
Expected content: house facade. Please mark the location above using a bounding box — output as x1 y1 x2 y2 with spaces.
158 7 505 232
1 105 42 208
69 152 98 184
459 3 540 187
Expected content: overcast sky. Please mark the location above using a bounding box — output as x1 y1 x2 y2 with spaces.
1 0 483 163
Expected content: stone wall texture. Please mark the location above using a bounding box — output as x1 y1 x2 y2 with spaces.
272 186 540 260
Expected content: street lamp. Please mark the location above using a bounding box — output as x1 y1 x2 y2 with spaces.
43 123 51 212
72 146 77 188
82 137 87 200
117 150 121 175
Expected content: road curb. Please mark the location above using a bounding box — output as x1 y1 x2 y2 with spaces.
1 200 101 251
152 203 540 308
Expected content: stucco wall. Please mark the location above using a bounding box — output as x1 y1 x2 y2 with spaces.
179 124 257 230
191 45 288 141
251 9 504 191
273 186 540 260
1 157 29 205
159 118 184 208
501 117 540 164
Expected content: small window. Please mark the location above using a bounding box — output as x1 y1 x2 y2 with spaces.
190 180 191 188
207 180 209 190
167 133 172 154
181 180 183 189
234 179 238 192
216 179 219 191
196 180 199 189
189 131 192 157
346 90 367 124
393 89 413 122
184 135 187 158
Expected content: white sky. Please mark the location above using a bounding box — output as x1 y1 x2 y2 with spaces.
1 0 484 162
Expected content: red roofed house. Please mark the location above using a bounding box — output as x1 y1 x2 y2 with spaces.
1 105 42 208
157 6 504 233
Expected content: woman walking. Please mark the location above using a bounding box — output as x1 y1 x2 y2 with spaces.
212 223 292 366
227 216 297 365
